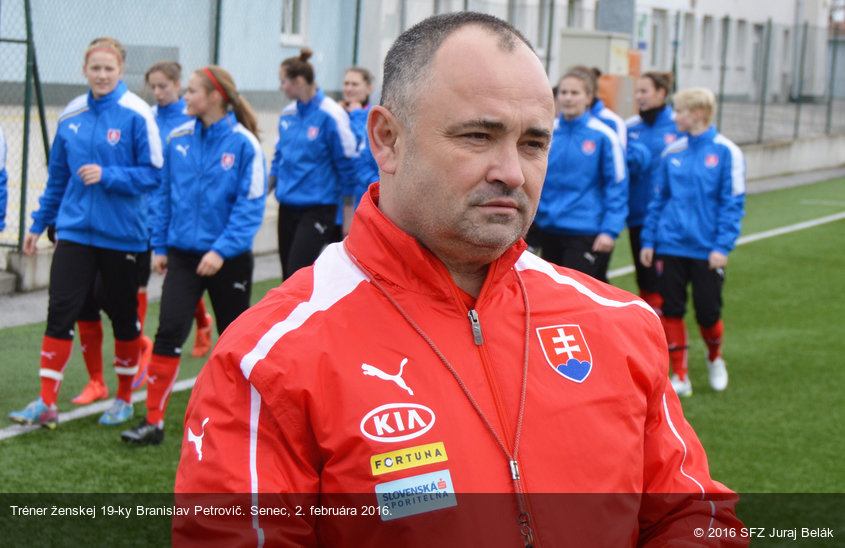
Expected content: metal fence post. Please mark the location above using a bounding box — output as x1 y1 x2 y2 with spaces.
794 21 809 139
18 0 35 251
544 0 556 75
757 19 773 143
671 11 680 91
212 0 222 65
716 15 730 130
825 23 840 134
352 0 362 65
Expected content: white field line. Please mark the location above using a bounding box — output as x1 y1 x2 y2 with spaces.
0 377 196 441
3 210 845 441
606 210 845 280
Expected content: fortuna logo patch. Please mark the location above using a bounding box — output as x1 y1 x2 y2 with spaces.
371 442 448 475
221 153 235 170
107 129 121 145
705 154 719 168
374 469 456 521
536 324 593 383
665 133 676 144
360 403 435 443
307 126 319 140
581 139 596 155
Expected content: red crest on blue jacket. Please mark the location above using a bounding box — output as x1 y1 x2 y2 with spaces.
221 153 235 170
107 129 121 146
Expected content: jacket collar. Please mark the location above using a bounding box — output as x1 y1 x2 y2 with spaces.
688 125 718 145
298 88 325 115
346 183 527 303
197 111 237 139
157 97 187 118
590 99 605 116
557 110 590 129
87 81 127 112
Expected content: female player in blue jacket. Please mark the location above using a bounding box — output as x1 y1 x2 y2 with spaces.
625 71 679 312
640 88 745 398
269 48 358 279
532 68 628 282
339 66 379 215
146 61 214 360
9 37 162 429
70 61 209 406
121 65 266 445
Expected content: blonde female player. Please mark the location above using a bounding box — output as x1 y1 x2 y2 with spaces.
121 66 265 445
9 37 162 428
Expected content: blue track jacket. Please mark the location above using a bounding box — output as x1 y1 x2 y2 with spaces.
625 105 679 227
152 113 266 259
640 126 745 260
148 98 193 235
30 81 162 251
591 99 627 148
0 123 7 231
535 111 628 238
271 88 358 208
153 98 192 147
347 104 379 208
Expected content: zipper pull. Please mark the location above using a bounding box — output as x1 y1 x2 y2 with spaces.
467 309 484 345
518 512 534 548
510 460 520 480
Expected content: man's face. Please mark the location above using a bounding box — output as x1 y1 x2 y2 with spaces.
382 26 554 265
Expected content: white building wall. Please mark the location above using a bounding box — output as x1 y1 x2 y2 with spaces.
635 0 829 100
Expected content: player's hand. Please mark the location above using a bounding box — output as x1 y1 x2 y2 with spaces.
708 251 728 270
640 247 654 268
23 232 40 256
197 251 224 277
77 164 103 185
592 233 615 253
153 254 168 274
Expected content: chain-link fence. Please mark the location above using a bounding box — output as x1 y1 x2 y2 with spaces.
0 0 219 252
668 14 844 145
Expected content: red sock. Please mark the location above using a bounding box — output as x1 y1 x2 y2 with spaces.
146 354 181 426
662 317 689 381
137 290 148 333
114 337 142 403
699 319 724 361
194 298 210 328
38 336 74 406
77 320 104 384
639 290 664 316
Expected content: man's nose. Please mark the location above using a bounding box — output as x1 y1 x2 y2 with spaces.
487 144 525 189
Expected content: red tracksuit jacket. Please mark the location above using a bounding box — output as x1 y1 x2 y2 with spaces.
174 184 745 547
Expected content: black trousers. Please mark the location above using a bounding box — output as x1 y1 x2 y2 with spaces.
628 225 660 294
46 240 140 341
531 228 611 283
153 248 253 357
656 254 724 327
277 203 340 280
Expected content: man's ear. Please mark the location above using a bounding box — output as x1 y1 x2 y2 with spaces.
367 105 401 175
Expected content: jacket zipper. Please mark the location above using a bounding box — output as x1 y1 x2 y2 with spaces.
465 307 537 548
88 110 100 244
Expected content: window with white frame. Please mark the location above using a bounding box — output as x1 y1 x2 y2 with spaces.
701 16 714 65
280 0 307 46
